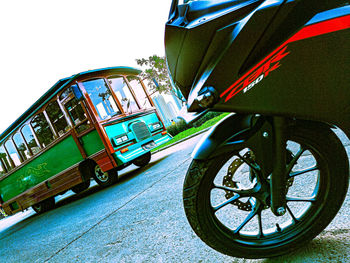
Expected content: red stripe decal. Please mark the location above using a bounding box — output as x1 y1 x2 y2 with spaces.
287 14 350 43
221 14 350 102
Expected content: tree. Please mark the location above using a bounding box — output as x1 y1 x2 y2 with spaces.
136 55 184 101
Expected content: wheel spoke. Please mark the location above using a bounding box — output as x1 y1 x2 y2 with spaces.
286 195 316 202
213 184 252 197
213 184 239 192
286 204 299 223
286 147 305 174
289 165 318 178
257 211 264 238
212 194 240 212
233 209 257 235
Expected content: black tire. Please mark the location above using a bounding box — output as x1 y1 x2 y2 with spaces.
71 180 91 194
92 164 118 187
32 197 55 214
133 152 151 167
183 122 349 258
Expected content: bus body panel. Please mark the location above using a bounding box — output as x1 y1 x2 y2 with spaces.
2 165 82 215
0 136 83 203
114 132 171 165
104 112 164 143
80 130 105 157
104 111 172 165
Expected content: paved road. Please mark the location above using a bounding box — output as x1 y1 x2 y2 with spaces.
0 130 349 263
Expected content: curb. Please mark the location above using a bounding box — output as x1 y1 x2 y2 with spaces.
152 127 211 154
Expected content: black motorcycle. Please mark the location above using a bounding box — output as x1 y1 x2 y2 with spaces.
164 0 350 258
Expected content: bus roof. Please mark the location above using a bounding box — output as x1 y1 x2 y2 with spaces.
0 66 142 143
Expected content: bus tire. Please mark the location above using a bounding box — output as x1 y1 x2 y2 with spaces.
71 180 91 194
92 165 118 187
133 152 151 167
32 197 55 214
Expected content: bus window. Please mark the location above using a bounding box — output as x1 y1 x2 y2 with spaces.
64 97 90 133
0 162 5 177
46 101 69 137
59 87 72 101
13 133 31 161
82 79 121 120
0 145 12 172
108 77 139 114
5 140 21 167
75 121 91 134
31 113 55 148
126 76 153 109
21 125 41 155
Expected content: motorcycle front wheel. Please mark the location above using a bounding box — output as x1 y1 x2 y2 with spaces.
183 122 349 258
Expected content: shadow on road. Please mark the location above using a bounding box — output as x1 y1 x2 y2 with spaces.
0 154 170 240
118 155 170 183
54 155 170 209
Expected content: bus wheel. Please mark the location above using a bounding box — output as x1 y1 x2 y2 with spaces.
93 165 118 187
133 152 151 167
71 180 91 194
32 197 55 214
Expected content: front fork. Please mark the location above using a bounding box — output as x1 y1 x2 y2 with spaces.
232 115 289 216
242 115 289 216
270 117 288 216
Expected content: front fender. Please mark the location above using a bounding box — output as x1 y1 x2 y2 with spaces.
192 113 274 178
192 113 255 160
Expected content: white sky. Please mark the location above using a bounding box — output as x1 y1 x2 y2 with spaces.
0 0 172 134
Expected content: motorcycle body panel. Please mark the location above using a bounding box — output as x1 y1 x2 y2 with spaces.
165 0 350 136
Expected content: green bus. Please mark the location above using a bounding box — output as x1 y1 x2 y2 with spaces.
0 67 172 215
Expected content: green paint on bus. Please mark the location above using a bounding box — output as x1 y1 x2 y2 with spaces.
0 136 83 201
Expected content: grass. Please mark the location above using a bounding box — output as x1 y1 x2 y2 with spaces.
152 112 230 152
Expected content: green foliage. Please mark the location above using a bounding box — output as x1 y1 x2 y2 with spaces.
152 112 230 152
166 119 190 137
136 55 171 95
191 112 222 128
166 111 223 137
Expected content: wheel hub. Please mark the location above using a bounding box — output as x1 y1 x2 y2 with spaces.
223 151 295 211
95 166 109 182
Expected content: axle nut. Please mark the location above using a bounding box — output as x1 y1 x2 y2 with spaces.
276 207 286 216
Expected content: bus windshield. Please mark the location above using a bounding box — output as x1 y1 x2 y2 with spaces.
81 79 121 120
108 77 139 114
126 76 153 110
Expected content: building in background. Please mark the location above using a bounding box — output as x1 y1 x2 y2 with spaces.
142 77 183 127
152 93 182 127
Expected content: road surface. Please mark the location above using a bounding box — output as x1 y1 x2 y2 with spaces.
0 130 349 262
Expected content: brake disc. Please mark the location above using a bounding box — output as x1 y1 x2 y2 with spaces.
223 151 295 211
223 151 254 211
